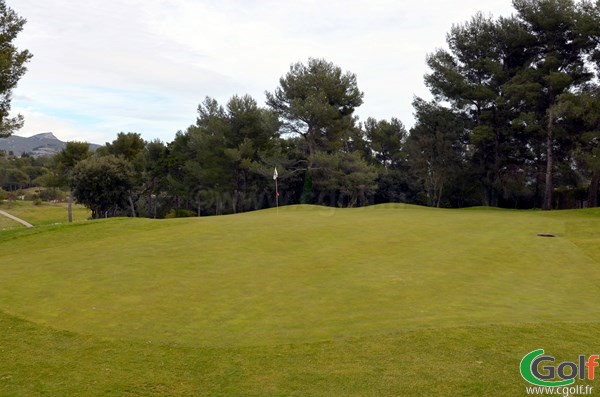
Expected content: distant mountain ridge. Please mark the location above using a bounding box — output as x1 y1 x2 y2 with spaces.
0 133 100 157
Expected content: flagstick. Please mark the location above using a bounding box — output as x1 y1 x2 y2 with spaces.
273 167 279 215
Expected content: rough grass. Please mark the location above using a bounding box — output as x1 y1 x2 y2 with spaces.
0 200 90 229
0 204 599 396
0 214 20 230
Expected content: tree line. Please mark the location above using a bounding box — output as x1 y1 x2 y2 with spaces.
1 0 599 217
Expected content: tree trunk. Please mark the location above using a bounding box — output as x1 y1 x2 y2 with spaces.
128 194 136 217
542 109 554 211
348 193 357 208
68 190 73 223
490 117 501 208
589 172 599 208
232 190 238 214
303 128 317 169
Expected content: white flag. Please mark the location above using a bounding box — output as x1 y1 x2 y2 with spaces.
273 167 278 180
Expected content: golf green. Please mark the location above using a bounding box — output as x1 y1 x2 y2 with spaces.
1 204 599 396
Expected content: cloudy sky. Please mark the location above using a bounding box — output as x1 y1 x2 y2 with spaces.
9 0 516 145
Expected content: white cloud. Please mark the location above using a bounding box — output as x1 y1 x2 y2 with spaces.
12 105 97 142
8 0 516 144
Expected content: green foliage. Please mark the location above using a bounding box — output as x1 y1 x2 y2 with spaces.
71 155 134 218
556 88 600 206
37 188 65 202
422 0 600 209
101 132 146 162
262 59 379 208
54 141 92 180
362 117 416 204
363 117 407 168
168 95 282 215
266 58 363 159
0 166 29 189
406 99 466 207
0 155 50 192
311 151 378 207
165 208 196 218
0 0 32 137
300 169 313 204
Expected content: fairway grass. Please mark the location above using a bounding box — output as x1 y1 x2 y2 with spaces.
1 204 599 396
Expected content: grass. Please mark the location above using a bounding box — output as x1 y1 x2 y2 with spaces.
0 200 90 229
0 204 599 396
0 213 20 230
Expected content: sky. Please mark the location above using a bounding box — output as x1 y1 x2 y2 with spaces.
9 0 517 145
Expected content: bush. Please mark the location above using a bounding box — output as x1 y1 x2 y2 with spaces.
165 209 197 218
33 198 43 206
39 189 66 202
0 189 7 201
71 155 134 219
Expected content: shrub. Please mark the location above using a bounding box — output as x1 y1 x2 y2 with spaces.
165 209 197 218
39 189 66 202
25 192 40 201
71 155 134 219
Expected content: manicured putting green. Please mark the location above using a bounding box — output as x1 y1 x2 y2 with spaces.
1 204 599 396
1 205 598 348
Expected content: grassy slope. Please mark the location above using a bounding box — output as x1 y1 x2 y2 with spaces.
0 204 599 396
0 200 90 229
0 214 20 230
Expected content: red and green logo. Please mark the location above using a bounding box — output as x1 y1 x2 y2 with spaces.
520 349 599 387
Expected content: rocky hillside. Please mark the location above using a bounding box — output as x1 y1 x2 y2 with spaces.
0 133 99 157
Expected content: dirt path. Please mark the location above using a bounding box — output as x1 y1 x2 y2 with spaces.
0 210 33 228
